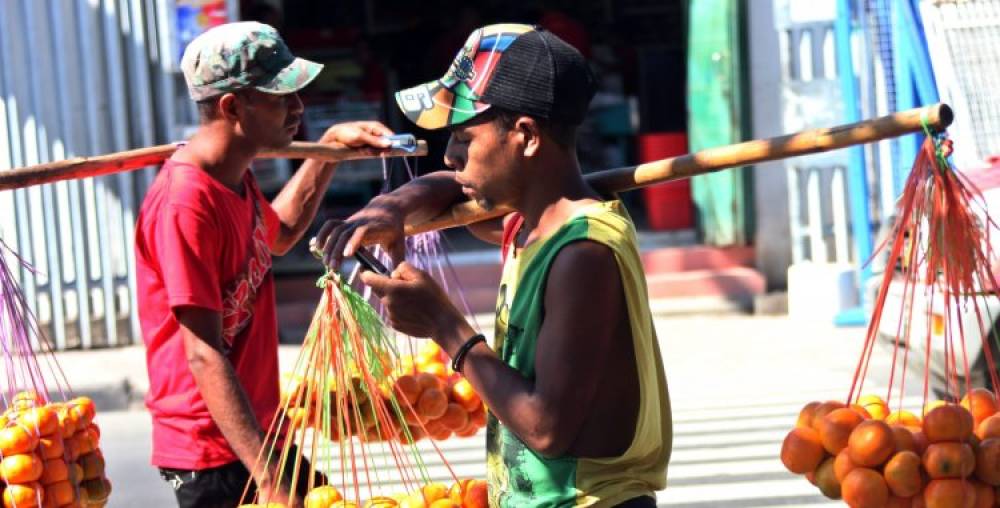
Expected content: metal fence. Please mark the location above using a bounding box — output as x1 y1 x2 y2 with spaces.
0 0 176 350
921 0 1000 167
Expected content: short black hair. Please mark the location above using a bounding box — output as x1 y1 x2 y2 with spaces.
196 98 220 122
483 107 577 149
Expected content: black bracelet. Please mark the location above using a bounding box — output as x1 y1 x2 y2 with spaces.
451 333 487 373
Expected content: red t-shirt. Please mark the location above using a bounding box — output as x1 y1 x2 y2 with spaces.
135 160 281 470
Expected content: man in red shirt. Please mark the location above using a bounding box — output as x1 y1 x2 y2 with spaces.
135 22 392 507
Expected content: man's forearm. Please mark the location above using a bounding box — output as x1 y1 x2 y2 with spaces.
189 347 280 481
433 319 565 456
376 170 463 225
271 159 336 254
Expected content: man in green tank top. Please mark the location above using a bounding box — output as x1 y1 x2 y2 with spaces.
316 24 671 507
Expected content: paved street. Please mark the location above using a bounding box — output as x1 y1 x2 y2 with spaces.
95 314 927 507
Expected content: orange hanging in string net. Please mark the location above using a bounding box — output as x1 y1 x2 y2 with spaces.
781 129 1000 506
240 270 486 508
0 238 112 507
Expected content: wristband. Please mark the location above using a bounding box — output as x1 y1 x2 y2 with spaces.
451 334 486 373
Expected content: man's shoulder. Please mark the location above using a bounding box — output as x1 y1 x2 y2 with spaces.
146 161 224 215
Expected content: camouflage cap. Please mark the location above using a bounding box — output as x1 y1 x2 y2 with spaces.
181 21 323 102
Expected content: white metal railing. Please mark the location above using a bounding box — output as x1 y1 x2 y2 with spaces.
0 0 174 349
921 0 1000 168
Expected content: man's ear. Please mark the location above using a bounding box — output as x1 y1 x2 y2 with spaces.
217 93 240 121
515 116 542 157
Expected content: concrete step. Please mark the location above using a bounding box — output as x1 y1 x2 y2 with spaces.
640 245 755 272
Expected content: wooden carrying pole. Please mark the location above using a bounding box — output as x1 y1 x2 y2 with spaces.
404 103 954 236
0 140 429 192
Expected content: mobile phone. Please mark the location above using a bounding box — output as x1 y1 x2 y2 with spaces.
353 246 390 276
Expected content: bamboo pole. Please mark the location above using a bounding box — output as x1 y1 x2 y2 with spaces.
403 103 954 236
0 140 429 192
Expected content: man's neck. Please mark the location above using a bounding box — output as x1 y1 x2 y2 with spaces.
516 157 600 245
176 125 258 192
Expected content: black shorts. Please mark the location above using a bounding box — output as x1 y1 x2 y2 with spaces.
614 495 657 507
158 447 322 508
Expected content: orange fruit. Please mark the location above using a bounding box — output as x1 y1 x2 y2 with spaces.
74 430 95 456
416 389 448 420
835 449 859 482
0 423 40 456
448 479 474 504
462 480 487 508
911 428 929 455
39 458 69 485
80 477 111 503
884 450 924 497
859 395 890 421
923 404 974 443
976 414 1000 440
415 373 443 392
850 404 873 419
848 420 896 467
811 401 848 432
975 437 1000 485
70 462 84 485
430 425 453 441
842 467 889 508
885 496 913 508
468 407 487 428
886 410 921 428
400 403 422 426
814 456 841 499
304 485 343 507
923 442 975 479
363 496 399 508
78 452 105 480
455 421 480 438
38 432 64 460
421 483 448 504
395 375 422 405
3 481 43 507
424 362 449 379
54 405 79 439
819 408 866 454
1 453 44 483
68 397 96 427
891 425 918 453
780 427 825 474
971 480 994 508
398 425 426 445
44 480 75 506
438 404 469 432
961 388 998 426
923 478 975 508
924 399 948 414
450 379 482 413
797 401 822 428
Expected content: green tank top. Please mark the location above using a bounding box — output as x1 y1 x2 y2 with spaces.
487 201 672 507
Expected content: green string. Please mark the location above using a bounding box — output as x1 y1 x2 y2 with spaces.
919 106 953 172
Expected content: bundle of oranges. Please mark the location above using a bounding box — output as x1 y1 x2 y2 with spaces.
389 341 487 443
782 388 1000 507
239 477 488 508
279 342 487 445
0 391 110 508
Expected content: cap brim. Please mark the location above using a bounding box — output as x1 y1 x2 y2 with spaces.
254 57 323 95
395 79 490 130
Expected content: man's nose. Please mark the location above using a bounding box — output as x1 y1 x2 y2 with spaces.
444 137 463 170
287 93 304 115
